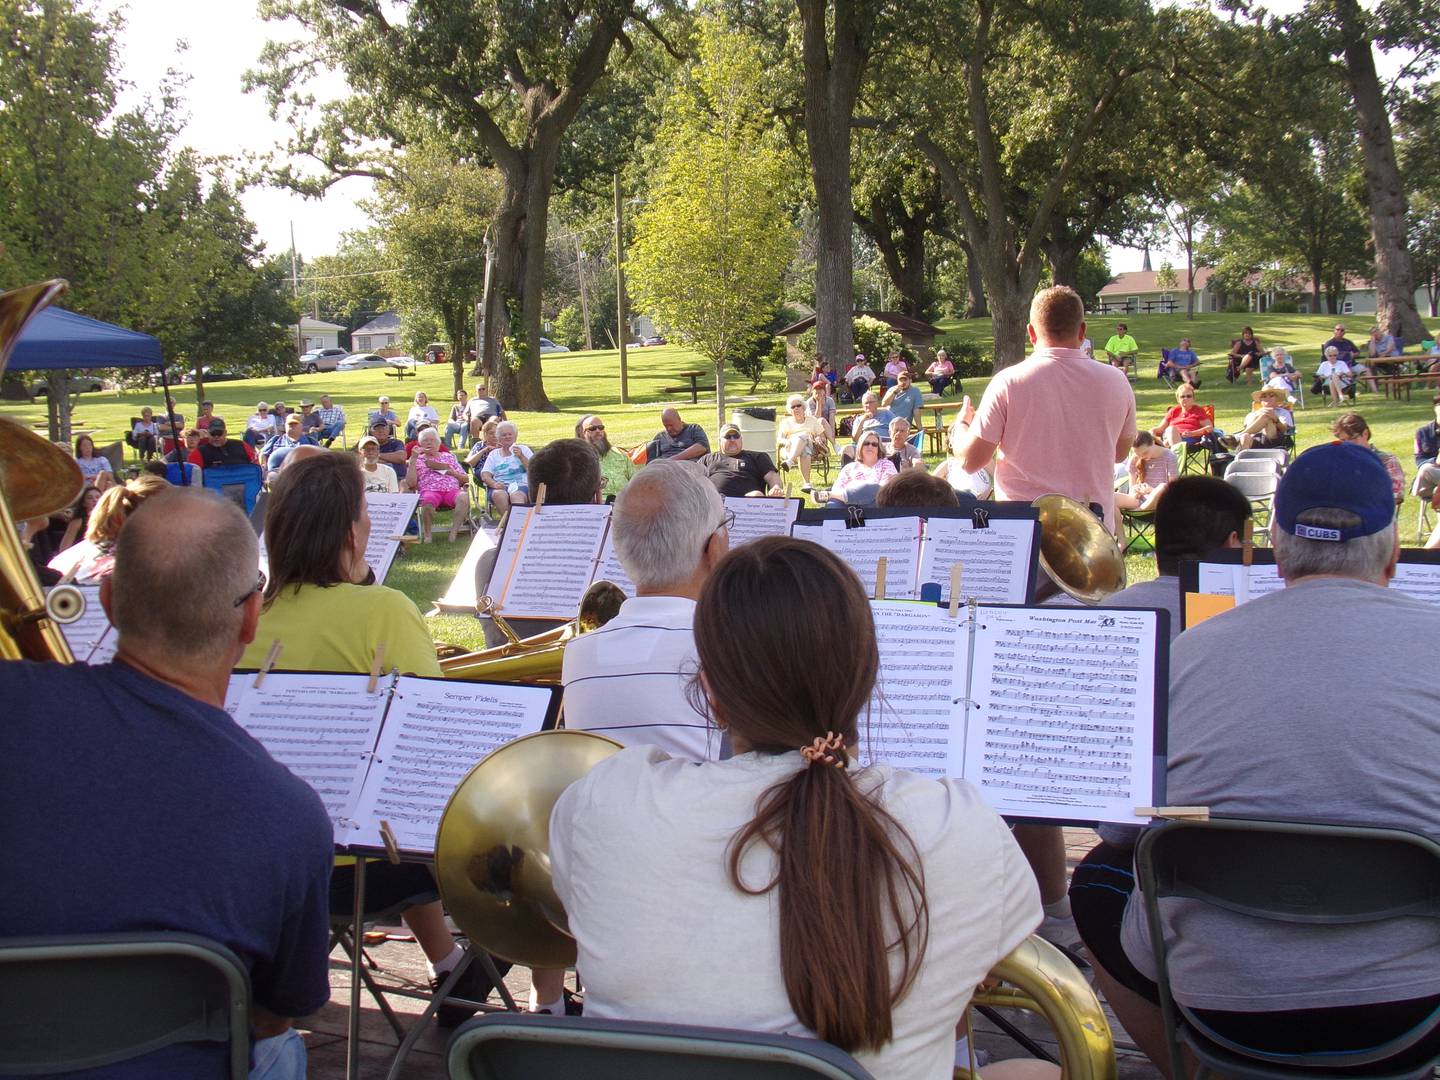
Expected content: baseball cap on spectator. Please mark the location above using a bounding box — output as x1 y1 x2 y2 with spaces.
357 435 379 450
1274 442 1393 542
207 419 227 435
370 417 390 430
285 414 302 426
719 423 741 437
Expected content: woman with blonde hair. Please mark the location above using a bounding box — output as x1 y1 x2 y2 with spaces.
47 474 168 583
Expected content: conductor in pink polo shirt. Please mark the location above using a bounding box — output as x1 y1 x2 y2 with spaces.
948 285 1138 950
951 285 1137 532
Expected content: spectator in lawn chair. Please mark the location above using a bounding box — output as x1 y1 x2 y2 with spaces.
1314 345 1355 406
1234 387 1294 451
887 418 924 472
315 395 347 446
244 401 279 449
843 354 875 402
644 409 709 463
1225 326 1263 385
368 395 399 433
1161 338 1201 387
926 349 957 395
576 414 636 499
190 418 257 469
1332 412 1405 507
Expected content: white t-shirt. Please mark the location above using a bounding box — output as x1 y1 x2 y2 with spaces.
560 595 720 762
359 461 399 493
407 404 439 428
551 747 1040 1080
1317 359 1352 382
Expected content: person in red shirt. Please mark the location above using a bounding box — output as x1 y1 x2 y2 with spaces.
1151 385 1222 450
188 418 258 468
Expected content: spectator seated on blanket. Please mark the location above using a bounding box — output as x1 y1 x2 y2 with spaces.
1115 432 1178 513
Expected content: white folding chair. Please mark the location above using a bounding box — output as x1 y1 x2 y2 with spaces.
1226 470 1279 543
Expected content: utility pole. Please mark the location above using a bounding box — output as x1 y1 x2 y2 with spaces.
615 173 629 404
575 237 594 352
290 222 303 359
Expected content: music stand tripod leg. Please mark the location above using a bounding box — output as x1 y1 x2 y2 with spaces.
383 943 516 1080
347 858 367 1080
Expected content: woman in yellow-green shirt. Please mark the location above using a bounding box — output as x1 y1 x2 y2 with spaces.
239 452 439 676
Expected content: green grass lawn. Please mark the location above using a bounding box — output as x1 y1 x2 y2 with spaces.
8 311 1435 646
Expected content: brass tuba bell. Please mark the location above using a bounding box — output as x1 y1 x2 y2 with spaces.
1032 493 1126 605
0 281 86 662
433 728 1117 1078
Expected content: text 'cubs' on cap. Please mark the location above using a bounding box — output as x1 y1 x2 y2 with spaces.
1274 442 1393 542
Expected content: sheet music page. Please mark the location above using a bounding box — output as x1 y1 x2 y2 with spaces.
350 678 555 853
226 672 390 836
593 528 638 596
966 606 1159 824
858 601 967 779
435 526 497 611
792 517 922 599
490 504 611 618
917 517 1034 604
1388 563 1440 607
363 492 420 584
724 496 801 549
1195 563 1283 603
51 584 111 663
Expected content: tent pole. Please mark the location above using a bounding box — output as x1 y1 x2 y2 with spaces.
158 364 187 486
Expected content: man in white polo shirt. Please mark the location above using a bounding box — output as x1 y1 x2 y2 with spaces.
561 459 729 762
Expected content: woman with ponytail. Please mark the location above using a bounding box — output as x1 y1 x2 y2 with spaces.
551 536 1047 1078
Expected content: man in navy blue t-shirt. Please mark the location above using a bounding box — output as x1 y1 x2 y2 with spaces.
0 489 333 1078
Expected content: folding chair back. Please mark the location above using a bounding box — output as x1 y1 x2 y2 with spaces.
1232 448 1287 473
448 1013 875 1080
201 462 264 514
1136 819 1440 1080
0 931 250 1078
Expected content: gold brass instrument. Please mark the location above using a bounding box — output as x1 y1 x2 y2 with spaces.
434 728 1116 1078
967 936 1117 1079
1032 493 1126 605
439 579 627 683
434 729 622 968
0 281 85 662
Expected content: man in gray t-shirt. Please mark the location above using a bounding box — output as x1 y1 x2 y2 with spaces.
1079 443 1440 1068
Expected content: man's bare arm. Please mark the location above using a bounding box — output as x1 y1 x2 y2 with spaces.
952 395 999 474
673 443 707 462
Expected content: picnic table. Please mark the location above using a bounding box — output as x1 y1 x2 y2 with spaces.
384 364 415 382
671 369 709 404
1364 355 1415 400
1093 299 1178 315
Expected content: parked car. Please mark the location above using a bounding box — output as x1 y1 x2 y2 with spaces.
641 336 668 347
337 353 417 371
539 338 570 353
29 375 106 396
300 348 349 373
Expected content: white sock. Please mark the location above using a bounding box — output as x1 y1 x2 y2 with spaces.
1043 896 1072 920
428 944 464 980
530 997 564 1015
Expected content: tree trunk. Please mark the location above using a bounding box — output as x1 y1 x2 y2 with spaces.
482 146 557 411
856 201 930 317
798 0 866 370
959 240 988 318
1337 0 1426 344
1044 236 1082 289
987 276 1033 370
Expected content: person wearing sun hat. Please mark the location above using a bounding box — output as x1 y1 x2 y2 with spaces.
1075 440 1440 1073
1234 385 1294 450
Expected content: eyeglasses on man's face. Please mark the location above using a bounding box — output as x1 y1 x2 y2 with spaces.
712 508 736 534
234 570 266 608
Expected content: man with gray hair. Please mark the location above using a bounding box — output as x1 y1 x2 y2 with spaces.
1074 441 1440 1070
561 459 729 762
0 488 334 1077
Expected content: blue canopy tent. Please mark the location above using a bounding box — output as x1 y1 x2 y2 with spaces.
9 305 186 481
9 307 163 371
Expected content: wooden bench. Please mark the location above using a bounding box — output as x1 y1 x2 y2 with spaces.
1374 373 1415 401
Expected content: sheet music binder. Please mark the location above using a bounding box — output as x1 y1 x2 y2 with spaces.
791 503 1042 604
488 497 804 619
226 670 559 856
1179 547 1440 628
863 599 1169 827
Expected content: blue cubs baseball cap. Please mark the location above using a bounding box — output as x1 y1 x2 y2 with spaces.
1273 442 1394 542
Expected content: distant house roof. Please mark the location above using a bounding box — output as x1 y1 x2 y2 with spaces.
774 310 942 338
1099 269 1214 295
294 316 346 331
352 311 401 336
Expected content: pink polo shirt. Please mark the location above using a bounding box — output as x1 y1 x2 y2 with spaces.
971 346 1137 531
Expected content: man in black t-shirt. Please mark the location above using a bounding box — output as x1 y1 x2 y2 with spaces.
700 422 782 497
188 418 258 468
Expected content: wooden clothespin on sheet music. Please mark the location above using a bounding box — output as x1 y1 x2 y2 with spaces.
252 640 282 689
367 642 387 694
874 557 888 601
949 563 964 618
1134 806 1211 820
1242 519 1254 567
532 482 548 513
378 820 403 864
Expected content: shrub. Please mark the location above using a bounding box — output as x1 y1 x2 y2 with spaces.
853 315 901 363
937 339 991 379
552 304 587 350
1268 299 1300 314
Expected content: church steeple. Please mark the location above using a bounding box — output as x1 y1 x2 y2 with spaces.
1141 244 1152 273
